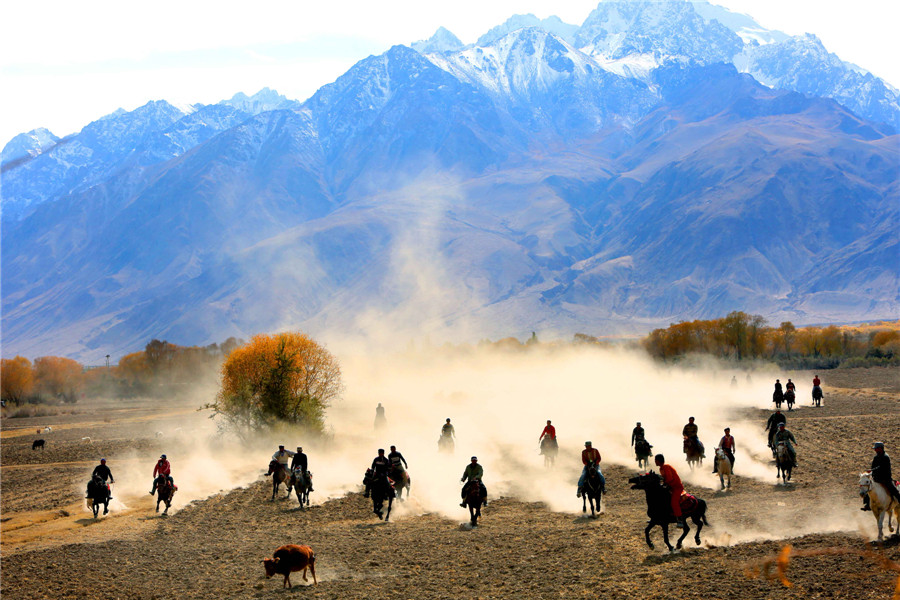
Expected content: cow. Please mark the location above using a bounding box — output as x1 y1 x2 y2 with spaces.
32 439 45 451
262 544 317 588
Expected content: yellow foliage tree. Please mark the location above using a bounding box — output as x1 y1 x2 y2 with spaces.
33 356 84 403
1 356 34 406
210 332 342 434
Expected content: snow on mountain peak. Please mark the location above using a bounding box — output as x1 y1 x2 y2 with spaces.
221 87 293 114
411 27 464 54
476 14 579 47
1 127 60 165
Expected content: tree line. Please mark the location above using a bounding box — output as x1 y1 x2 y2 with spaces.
641 312 899 366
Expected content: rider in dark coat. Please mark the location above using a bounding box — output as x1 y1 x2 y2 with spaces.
862 442 900 510
765 410 786 448
631 423 645 446
90 458 115 499
290 447 313 491
388 446 408 471
371 449 391 478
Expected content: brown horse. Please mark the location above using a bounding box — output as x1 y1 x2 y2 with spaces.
390 467 411 501
155 478 176 514
267 460 292 500
462 480 487 526
683 437 703 470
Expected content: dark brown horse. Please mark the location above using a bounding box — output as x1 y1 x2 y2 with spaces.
462 480 487 526
363 469 395 521
155 478 176 514
683 437 703 470
267 460 291 500
290 468 312 507
390 467 411 501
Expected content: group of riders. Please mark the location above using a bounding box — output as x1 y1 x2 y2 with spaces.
85 373 897 522
85 454 176 514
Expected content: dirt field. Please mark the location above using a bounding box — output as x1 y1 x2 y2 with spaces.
2 367 899 599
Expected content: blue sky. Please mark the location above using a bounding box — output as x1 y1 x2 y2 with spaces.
1 0 897 145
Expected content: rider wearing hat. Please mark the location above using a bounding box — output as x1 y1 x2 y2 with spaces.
862 442 900 510
150 454 173 495
773 423 797 466
682 417 705 458
713 428 736 473
577 441 605 497
290 447 313 492
460 456 486 507
441 418 455 439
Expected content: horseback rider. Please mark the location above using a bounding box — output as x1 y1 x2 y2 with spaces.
862 442 900 511
371 448 391 479
712 428 736 473
150 454 174 495
812 374 821 387
290 447 313 492
388 445 408 477
374 403 386 430
655 454 685 526
460 456 486 507
268 445 295 477
577 441 605 497
631 422 645 446
682 417 705 457
765 410 786 448
785 379 795 393
90 458 115 498
539 420 556 443
774 379 783 394
773 423 797 466
441 418 455 439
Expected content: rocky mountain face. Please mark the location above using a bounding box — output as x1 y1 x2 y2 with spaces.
2 1 898 361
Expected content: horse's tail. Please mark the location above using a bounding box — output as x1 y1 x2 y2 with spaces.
700 500 710 526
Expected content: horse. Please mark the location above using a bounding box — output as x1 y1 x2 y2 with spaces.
784 389 795 411
683 437 703 470
812 385 823 407
773 389 784 409
86 475 111 518
32 439 45 451
858 471 900 542
714 448 733 490
290 468 312 507
363 469 395 521
635 439 653 469
155 478 176 515
775 441 793 484
267 460 292 500
581 462 604 518
438 434 454 454
629 471 709 551
540 436 559 468
390 467 411 501
462 480 487 526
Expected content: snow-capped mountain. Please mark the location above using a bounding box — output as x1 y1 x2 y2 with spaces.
2 1 898 361
411 27 465 54
477 14 579 47
1 128 60 166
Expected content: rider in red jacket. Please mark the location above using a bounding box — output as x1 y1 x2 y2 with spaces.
150 454 174 495
655 454 685 524
539 420 556 441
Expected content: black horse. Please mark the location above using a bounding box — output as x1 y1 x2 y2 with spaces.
363 469 395 521
635 438 653 469
390 467 411 501
155 477 176 515
784 389 795 411
540 436 559 468
629 471 708 551
812 385 823 407
86 475 111 518
290 468 312 507
773 389 784 409
462 480 487 526
581 462 604 517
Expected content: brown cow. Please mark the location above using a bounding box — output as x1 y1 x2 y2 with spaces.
262 544 317 588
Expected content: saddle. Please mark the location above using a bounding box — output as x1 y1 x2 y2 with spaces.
679 492 699 514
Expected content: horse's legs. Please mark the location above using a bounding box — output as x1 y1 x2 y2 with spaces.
644 522 655 549
661 523 674 551
385 497 392 522
693 513 704 545
676 520 689 549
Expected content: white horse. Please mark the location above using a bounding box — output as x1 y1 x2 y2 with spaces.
715 447 733 490
858 471 900 542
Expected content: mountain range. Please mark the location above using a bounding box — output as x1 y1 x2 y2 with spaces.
2 0 898 361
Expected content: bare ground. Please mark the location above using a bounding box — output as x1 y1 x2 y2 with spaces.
1 367 899 599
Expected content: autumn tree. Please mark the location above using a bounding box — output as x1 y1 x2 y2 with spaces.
209 332 342 435
1 356 34 406
33 356 84 403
